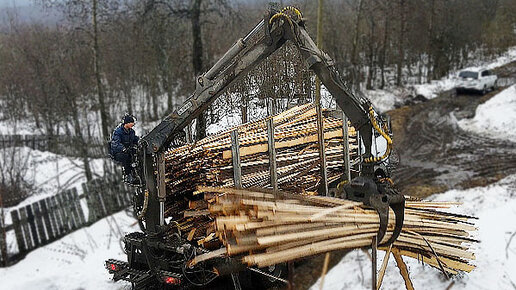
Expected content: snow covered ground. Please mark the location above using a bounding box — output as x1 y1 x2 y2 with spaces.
310 81 516 290
458 84 516 143
363 88 404 113
311 174 516 290
0 211 135 290
1 147 105 208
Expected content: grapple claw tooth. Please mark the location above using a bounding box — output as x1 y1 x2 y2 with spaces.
341 176 405 246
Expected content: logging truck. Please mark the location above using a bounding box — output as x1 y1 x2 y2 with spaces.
106 5 404 289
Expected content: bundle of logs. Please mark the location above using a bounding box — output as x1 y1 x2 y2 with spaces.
163 104 358 237
164 104 357 196
198 186 477 276
161 103 476 280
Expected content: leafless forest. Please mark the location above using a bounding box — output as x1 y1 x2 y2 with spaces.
0 0 515 180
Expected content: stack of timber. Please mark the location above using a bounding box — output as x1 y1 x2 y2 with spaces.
164 104 357 197
163 104 359 239
198 186 477 276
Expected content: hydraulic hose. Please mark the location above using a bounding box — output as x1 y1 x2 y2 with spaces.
364 107 393 163
137 190 149 220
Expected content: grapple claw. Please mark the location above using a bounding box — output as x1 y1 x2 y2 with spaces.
341 176 405 246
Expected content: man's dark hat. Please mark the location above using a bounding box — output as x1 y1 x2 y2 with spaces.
123 115 135 125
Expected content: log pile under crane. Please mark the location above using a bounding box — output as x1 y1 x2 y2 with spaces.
159 104 477 278
199 186 477 276
163 104 358 196
162 103 359 246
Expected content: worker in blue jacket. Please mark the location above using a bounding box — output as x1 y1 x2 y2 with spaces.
111 115 139 184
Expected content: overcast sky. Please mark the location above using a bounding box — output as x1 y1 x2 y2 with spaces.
0 0 33 7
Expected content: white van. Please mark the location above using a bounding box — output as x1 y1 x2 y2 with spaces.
456 68 498 95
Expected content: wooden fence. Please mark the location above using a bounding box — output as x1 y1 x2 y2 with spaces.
0 173 134 266
0 134 107 158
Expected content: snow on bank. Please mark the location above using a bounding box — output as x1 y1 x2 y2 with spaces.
0 119 37 135
413 46 516 100
311 174 516 290
358 46 516 112
458 85 516 142
0 211 135 290
363 89 403 113
1 146 106 236
1 147 105 209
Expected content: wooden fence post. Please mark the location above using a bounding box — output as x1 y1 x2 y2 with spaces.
19 207 33 250
0 192 7 265
102 183 115 215
71 188 86 227
231 130 242 189
50 196 65 236
47 197 62 237
31 203 47 244
56 192 74 233
10 210 27 254
39 199 56 241
62 191 78 230
94 179 108 217
25 205 40 248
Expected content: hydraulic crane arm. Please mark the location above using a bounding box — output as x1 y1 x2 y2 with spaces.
143 11 373 163
137 7 404 246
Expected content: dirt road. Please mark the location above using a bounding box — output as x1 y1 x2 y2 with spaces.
390 61 516 197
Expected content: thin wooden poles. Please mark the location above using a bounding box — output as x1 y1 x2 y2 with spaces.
198 186 477 277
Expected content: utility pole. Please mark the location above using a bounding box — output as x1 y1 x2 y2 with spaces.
316 0 323 102
315 0 328 196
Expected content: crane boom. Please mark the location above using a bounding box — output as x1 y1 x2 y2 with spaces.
136 7 404 247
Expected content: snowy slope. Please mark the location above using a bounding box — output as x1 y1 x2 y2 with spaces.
310 76 516 290
0 211 135 290
413 46 516 100
0 147 106 207
1 146 105 227
458 85 516 142
311 174 516 290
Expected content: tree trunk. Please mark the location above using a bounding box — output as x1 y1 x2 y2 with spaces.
92 0 109 140
0 192 7 266
366 17 376 90
70 95 93 181
351 0 364 90
240 94 248 124
151 79 159 120
192 0 206 140
396 0 406 87
380 13 389 89
124 84 133 115
426 0 436 82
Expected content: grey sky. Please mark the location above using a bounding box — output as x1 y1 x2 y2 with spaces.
0 0 33 8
